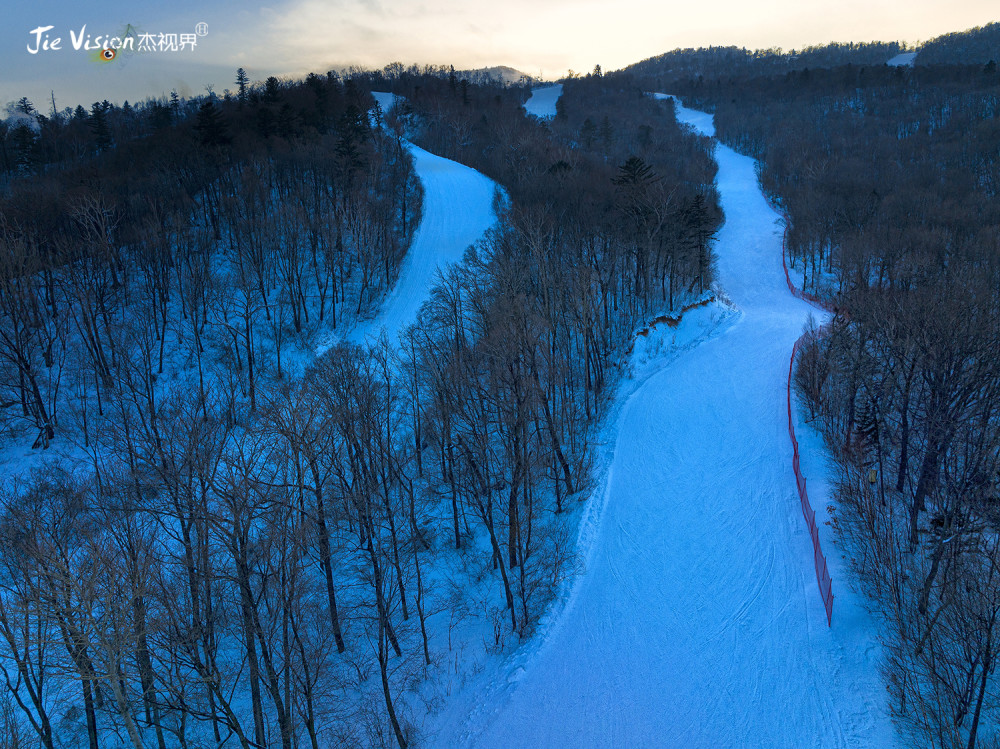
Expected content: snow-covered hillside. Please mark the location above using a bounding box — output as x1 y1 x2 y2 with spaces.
523 85 563 119
320 92 497 350
432 96 895 748
888 51 917 66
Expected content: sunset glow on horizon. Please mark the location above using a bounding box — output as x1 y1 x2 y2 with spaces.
2 0 996 109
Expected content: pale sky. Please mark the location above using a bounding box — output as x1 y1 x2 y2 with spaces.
1 0 996 111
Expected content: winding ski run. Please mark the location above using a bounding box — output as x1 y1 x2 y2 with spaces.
321 92 497 350
440 98 895 748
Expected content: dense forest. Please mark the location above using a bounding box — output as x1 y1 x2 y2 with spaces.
0 63 719 747
379 66 720 314
919 22 1000 65
628 34 1000 749
0 70 426 749
626 41 906 88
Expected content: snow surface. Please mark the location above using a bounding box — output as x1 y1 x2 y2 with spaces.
523 85 563 119
3 110 40 132
887 52 917 67
431 96 896 748
317 92 498 351
371 90 402 117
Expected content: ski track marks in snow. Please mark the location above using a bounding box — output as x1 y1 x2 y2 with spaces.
317 92 497 352
434 95 896 748
427 298 742 748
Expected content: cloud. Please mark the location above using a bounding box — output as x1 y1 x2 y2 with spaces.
247 0 590 77
4 0 998 108
246 0 1000 81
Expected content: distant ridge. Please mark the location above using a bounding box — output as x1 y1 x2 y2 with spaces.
620 41 904 82
619 21 999 83
456 65 536 86
918 21 1000 65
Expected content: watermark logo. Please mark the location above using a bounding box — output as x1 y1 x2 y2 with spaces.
26 23 205 60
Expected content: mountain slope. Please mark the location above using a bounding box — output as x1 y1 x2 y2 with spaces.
439 98 895 749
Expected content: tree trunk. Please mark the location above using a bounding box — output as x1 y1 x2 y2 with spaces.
379 617 407 749
309 462 346 653
236 552 267 748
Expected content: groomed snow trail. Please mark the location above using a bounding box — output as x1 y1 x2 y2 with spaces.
450 98 895 748
887 51 917 67
320 92 497 350
524 85 563 119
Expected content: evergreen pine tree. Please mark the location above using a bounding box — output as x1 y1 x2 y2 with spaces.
236 67 249 105
89 101 112 152
681 193 715 293
14 97 35 116
264 76 281 103
11 123 36 175
148 102 172 130
277 103 299 140
599 115 614 147
195 100 230 147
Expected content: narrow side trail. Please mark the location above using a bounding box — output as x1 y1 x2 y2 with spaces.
452 98 895 748
320 92 497 350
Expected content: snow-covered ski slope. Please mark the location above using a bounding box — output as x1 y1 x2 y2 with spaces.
444 97 895 748
887 51 917 67
324 92 497 349
524 84 563 118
